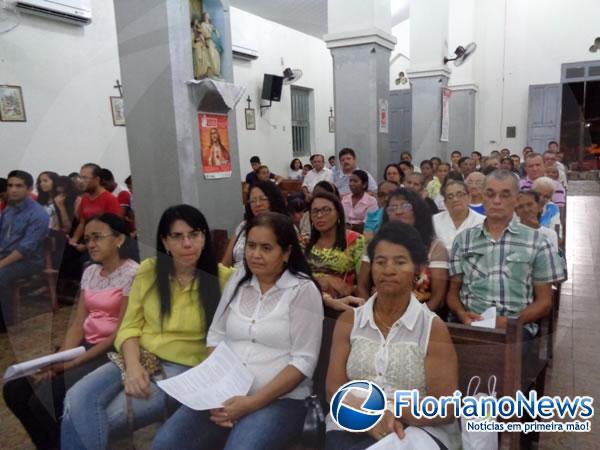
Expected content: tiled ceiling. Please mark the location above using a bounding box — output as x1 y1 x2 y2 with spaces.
229 0 327 38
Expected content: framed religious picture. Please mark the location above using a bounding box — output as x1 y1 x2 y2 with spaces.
110 96 126 126
328 116 335 133
199 112 232 179
0 85 26 122
245 108 256 130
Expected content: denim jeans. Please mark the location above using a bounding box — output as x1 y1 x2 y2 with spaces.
61 359 188 450
152 398 307 450
0 259 43 327
325 430 377 450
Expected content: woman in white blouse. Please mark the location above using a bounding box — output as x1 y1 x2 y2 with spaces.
326 222 460 450
433 180 485 253
153 212 324 450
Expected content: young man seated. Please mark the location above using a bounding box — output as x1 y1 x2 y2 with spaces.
0 170 50 331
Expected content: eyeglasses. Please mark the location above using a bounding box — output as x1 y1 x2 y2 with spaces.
310 206 334 217
167 230 204 242
445 191 467 201
248 196 269 205
83 233 114 245
386 204 413 214
483 190 513 200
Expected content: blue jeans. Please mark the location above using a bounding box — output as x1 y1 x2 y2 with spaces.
61 359 188 450
152 398 307 450
0 259 42 327
325 431 376 450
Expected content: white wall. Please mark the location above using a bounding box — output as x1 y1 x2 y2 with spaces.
473 0 600 154
230 7 335 179
0 0 130 183
389 20 410 89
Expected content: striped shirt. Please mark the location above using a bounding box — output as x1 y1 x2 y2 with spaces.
449 219 564 334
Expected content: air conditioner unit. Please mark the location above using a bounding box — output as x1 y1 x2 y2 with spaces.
232 44 258 61
15 0 92 26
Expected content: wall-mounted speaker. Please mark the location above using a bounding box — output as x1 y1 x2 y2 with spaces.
261 74 284 102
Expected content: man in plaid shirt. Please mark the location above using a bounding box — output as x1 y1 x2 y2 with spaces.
448 169 564 339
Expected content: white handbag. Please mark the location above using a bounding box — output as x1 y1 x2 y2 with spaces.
460 375 498 450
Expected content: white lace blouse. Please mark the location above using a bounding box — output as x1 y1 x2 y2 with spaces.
326 294 460 448
207 269 324 400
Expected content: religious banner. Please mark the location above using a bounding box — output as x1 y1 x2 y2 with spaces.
198 112 232 179
378 99 389 134
440 88 452 142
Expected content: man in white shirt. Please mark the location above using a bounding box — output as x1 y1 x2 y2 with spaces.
334 148 377 196
302 154 333 196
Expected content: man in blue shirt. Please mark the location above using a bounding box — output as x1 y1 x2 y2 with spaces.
0 170 49 330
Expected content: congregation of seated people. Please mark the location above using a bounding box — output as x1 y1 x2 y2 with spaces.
0 140 568 449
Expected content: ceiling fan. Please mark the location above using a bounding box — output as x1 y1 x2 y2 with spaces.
282 67 303 85
589 37 600 53
444 42 477 66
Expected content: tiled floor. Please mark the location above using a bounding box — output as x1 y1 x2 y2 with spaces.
539 183 600 450
1 181 600 449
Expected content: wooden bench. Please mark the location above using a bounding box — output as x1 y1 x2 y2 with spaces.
279 179 304 200
211 229 228 263
447 319 522 450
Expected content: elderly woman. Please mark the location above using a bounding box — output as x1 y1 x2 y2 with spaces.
357 188 448 312
341 169 378 233
326 222 460 450
152 213 323 450
532 176 562 241
433 180 485 253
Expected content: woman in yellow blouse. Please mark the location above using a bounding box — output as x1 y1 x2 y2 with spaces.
61 205 231 450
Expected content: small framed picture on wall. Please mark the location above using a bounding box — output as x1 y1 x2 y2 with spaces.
0 85 27 122
245 108 256 130
328 116 335 133
110 96 126 126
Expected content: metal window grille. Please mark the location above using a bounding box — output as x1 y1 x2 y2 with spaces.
291 86 311 156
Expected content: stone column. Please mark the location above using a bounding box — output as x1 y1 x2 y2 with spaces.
407 0 451 163
113 0 242 258
324 0 396 180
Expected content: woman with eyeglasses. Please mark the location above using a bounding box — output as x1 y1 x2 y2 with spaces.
305 191 365 313
3 213 138 450
61 205 231 450
531 176 562 242
432 180 484 253
152 212 323 450
222 181 287 268
357 188 448 311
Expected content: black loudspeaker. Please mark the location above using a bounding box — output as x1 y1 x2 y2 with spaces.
261 74 284 102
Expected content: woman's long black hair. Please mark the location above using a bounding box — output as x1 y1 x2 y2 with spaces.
305 191 347 255
244 181 287 222
382 188 436 250
155 205 220 329
230 212 320 302
36 171 60 206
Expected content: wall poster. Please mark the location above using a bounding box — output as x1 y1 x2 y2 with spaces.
199 112 232 179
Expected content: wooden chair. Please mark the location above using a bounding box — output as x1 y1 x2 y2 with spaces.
11 237 59 322
211 229 228 263
447 319 522 450
278 179 303 200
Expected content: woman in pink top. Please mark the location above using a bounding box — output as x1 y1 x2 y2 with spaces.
2 213 138 450
341 170 378 233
